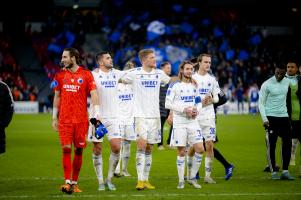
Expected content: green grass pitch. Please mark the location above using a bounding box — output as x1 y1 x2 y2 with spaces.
0 114 300 199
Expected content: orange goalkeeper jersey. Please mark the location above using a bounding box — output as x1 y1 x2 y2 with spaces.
53 67 96 123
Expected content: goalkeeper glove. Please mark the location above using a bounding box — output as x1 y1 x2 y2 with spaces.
90 118 108 139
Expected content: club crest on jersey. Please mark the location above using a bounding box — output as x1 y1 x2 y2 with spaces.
78 78 83 84
71 79 74 83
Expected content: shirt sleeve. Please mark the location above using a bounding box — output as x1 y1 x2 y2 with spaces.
258 82 268 122
52 73 61 92
212 79 220 103
160 70 171 86
165 84 185 113
121 69 135 84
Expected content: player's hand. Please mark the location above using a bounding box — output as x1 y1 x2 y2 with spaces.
184 106 194 118
191 107 198 119
263 121 269 130
52 118 58 132
202 94 212 106
167 114 173 125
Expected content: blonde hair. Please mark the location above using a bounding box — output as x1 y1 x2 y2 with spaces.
138 49 154 63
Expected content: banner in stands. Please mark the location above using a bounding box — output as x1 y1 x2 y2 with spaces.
14 101 39 114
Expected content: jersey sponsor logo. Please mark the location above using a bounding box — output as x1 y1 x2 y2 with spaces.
181 95 195 102
119 94 133 101
100 80 117 88
140 80 158 88
199 88 209 94
63 84 80 92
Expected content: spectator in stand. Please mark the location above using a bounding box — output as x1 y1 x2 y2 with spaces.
235 83 244 113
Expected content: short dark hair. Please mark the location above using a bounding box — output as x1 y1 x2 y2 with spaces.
160 62 170 69
95 51 110 62
190 57 197 64
276 63 286 70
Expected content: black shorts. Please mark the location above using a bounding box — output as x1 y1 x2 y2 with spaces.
291 120 301 139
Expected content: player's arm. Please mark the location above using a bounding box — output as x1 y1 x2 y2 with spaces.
90 89 101 120
212 80 220 103
119 69 134 84
258 83 268 127
165 84 193 117
167 111 173 125
52 90 60 131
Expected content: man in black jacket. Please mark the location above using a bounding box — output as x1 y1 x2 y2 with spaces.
0 80 14 154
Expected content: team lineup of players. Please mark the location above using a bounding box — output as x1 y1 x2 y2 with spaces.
51 47 240 194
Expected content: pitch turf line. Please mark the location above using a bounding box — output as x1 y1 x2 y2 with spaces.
1 193 301 199
0 175 283 181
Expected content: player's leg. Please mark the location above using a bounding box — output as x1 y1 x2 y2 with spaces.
177 146 186 189
186 145 194 180
58 123 73 194
87 122 105 191
265 117 280 179
203 123 216 184
143 118 161 189
187 126 204 189
106 119 122 190
135 118 148 190
114 125 123 177
71 122 89 193
158 116 167 150
279 118 294 180
213 147 234 180
290 121 299 166
0 127 5 154
121 124 136 176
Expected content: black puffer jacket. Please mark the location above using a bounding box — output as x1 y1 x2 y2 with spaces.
0 81 14 128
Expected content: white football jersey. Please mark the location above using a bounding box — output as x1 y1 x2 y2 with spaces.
121 67 170 118
117 82 134 125
92 68 125 118
192 73 220 120
165 81 201 128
